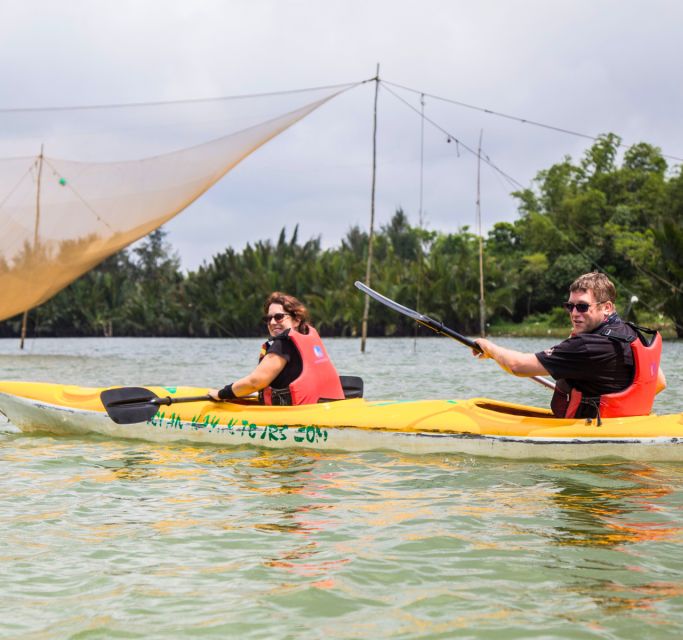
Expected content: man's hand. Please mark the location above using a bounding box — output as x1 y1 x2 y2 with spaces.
473 338 494 359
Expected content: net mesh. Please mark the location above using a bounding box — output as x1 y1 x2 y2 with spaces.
0 84 355 321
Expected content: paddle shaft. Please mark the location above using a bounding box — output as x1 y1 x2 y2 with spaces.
416 317 481 352
102 375 365 427
100 387 218 425
354 281 556 391
153 394 212 406
104 393 212 408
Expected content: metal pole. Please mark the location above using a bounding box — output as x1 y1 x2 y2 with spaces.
361 64 380 353
20 145 44 350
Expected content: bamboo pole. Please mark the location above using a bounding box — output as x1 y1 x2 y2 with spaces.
19 312 29 350
360 64 380 353
476 130 486 338
20 145 44 350
414 93 425 351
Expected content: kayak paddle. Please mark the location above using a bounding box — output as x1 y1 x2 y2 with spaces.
101 378 366 425
354 281 556 391
100 387 213 424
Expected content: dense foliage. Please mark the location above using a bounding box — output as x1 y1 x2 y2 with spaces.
3 135 682 338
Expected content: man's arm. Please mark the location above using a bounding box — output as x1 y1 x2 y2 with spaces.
474 338 551 377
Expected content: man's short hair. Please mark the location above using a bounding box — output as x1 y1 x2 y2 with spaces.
569 272 616 304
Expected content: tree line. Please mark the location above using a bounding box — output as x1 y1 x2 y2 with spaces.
2 134 682 339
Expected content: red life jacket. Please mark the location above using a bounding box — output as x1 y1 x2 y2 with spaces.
564 326 661 420
261 326 344 405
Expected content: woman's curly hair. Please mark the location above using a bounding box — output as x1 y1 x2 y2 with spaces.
263 292 311 334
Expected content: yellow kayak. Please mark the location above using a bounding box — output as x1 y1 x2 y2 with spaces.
1 380 683 461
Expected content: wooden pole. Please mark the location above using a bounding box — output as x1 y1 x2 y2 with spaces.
20 145 44 350
19 311 29 350
414 93 425 351
361 64 380 353
476 130 486 338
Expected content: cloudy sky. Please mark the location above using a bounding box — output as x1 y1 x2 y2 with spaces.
2 0 682 271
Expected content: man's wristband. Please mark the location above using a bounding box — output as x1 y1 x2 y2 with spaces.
217 383 236 400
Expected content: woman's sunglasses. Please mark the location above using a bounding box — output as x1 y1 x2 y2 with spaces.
263 312 291 324
562 301 605 313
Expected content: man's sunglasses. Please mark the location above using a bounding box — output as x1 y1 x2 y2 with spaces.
263 312 291 324
562 301 605 313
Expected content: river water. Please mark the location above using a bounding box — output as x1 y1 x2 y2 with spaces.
1 336 683 639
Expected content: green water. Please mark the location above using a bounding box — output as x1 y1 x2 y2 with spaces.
1 337 683 639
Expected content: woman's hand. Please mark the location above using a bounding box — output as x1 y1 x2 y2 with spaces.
208 388 222 401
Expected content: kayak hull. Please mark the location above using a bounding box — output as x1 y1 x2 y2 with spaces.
2 381 683 461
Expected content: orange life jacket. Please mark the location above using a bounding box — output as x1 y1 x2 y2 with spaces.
564 325 661 420
261 326 344 406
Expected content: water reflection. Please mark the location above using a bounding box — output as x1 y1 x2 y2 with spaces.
217 449 354 580
544 462 680 548
560 576 683 617
529 462 683 622
91 451 156 482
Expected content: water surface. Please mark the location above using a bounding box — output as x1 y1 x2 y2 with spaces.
1 337 682 638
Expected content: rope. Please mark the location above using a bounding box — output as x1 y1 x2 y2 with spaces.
0 79 373 114
382 79 683 164
381 82 683 334
0 160 35 212
381 83 524 190
43 158 114 232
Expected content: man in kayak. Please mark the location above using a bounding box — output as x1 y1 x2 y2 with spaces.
209 291 344 405
473 272 666 419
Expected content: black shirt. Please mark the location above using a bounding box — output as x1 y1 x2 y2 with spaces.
264 334 303 390
535 315 635 398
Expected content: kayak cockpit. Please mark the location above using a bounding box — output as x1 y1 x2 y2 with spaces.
472 400 555 419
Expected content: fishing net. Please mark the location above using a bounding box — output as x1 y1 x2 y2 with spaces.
0 83 359 322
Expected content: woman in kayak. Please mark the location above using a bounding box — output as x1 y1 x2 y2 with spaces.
209 291 344 406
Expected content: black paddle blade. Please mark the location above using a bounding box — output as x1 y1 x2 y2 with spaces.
354 281 423 322
355 280 481 351
100 387 160 425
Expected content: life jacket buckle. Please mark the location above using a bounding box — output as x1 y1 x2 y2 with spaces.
582 397 602 426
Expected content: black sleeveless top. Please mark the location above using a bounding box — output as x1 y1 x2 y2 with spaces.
262 332 303 389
